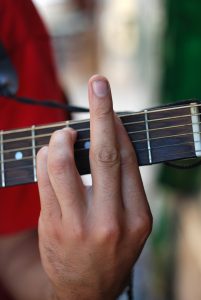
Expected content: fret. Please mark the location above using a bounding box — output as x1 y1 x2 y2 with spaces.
70 120 91 154
3 129 34 186
121 114 149 165
70 120 90 139
70 121 91 174
0 131 5 187
190 103 201 157
35 124 65 150
144 110 152 164
147 106 195 164
66 120 69 128
32 125 37 182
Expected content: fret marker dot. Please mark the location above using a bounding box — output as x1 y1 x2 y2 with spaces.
15 151 23 160
84 141 90 149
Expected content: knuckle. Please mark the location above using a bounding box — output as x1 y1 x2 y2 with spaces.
48 151 73 175
72 224 86 241
130 211 153 240
91 146 120 166
48 130 74 175
96 223 121 243
51 129 66 146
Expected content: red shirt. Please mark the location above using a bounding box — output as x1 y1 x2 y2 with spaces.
0 0 68 234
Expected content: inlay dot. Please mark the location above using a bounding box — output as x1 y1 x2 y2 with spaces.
84 141 90 149
15 151 23 160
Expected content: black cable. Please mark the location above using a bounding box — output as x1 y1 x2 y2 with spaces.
0 89 133 115
0 86 89 113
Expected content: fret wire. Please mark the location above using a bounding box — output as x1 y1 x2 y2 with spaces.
0 131 5 187
32 125 37 182
2 101 201 137
144 109 152 164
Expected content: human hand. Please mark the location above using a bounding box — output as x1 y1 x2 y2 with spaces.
37 75 152 300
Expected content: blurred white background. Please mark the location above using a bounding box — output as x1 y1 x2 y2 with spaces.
33 1 166 299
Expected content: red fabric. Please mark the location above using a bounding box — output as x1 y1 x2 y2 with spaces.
0 0 68 234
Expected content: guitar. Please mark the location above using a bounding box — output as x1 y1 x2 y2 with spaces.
0 100 201 188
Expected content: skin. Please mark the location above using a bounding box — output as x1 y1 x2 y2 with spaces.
0 75 152 300
37 75 152 300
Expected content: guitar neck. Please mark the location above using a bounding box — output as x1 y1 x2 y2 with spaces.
1 101 201 188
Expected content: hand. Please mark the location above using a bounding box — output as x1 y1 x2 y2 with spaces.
37 75 152 300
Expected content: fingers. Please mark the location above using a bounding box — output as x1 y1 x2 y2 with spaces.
88 75 122 218
46 128 85 218
37 146 61 220
114 116 151 213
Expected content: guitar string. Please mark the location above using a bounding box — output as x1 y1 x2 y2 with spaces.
0 103 200 185
2 148 196 186
0 111 198 142
2 101 201 136
0 120 198 159
0 111 195 136
0 130 197 162
1 101 201 138
2 147 196 178
0 106 200 158
0 138 197 166
0 111 200 146
0 121 196 155
0 128 198 162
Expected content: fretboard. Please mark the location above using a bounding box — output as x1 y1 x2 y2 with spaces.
1 100 201 188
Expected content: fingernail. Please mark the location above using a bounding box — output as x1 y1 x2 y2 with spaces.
92 80 109 98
